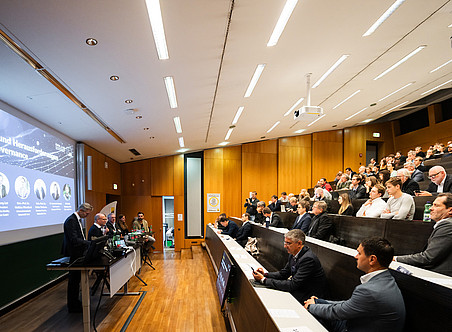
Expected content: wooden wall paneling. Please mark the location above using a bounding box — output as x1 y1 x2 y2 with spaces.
278 135 312 194
311 130 343 186
150 156 174 196
121 160 151 196
104 156 121 195
343 126 366 170
204 149 224 225
242 140 278 208
150 196 164 251
173 155 185 251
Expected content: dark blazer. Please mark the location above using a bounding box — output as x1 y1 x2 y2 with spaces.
235 221 252 247
62 213 89 259
265 246 327 304
411 169 424 182
244 198 259 216
221 220 239 238
268 201 281 212
307 212 333 241
269 213 284 228
339 205 354 216
308 270 405 332
427 175 452 194
106 221 122 236
401 178 420 196
349 185 366 199
88 224 103 240
255 212 265 225
397 218 452 276
292 213 312 233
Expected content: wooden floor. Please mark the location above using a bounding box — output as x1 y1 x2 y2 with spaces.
0 246 229 332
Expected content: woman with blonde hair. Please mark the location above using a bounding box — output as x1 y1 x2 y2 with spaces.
338 192 354 216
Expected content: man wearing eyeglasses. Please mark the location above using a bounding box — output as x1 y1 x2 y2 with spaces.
416 166 452 196
252 229 327 304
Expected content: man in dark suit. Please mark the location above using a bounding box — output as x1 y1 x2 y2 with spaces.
216 216 239 238
235 213 252 247
305 237 405 332
268 195 281 212
253 229 327 304
62 202 93 313
244 191 259 221
398 168 419 196
263 207 284 228
405 161 424 182
106 212 121 236
396 193 452 276
307 201 333 241
292 200 312 233
88 213 109 240
417 166 452 196
349 175 366 199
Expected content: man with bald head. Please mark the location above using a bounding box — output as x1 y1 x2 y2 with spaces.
88 213 109 240
417 166 452 196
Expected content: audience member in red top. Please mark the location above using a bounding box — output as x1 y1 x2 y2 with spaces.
319 178 332 192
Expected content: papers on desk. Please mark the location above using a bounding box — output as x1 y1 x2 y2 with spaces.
280 327 314 332
422 277 452 287
268 308 300 318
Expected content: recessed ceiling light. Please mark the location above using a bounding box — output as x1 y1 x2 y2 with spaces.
294 129 305 134
381 101 409 114
125 99 133 104
267 121 280 133
110 75 119 81
312 55 349 88
244 64 266 98
177 148 189 153
307 114 326 127
267 0 299 47
345 107 368 121
225 128 234 141
178 137 185 148
420 79 452 96
362 0 406 37
164 76 178 108
333 90 361 109
361 119 373 123
85 38 98 46
378 82 413 102
144 127 149 130
173 116 182 133
219 142 229 146
232 107 244 125
430 59 452 73
136 116 142 119
284 97 304 116
145 0 169 60
374 46 426 80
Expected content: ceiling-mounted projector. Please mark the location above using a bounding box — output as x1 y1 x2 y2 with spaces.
294 106 323 120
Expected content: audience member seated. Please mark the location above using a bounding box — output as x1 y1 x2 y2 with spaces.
88 213 109 240
425 149 435 160
358 165 367 178
349 175 366 199
415 146 426 158
215 212 228 230
299 188 310 201
291 200 312 233
304 238 405 332
336 173 351 190
405 161 424 182
285 197 299 212
263 207 284 228
345 167 356 178
235 213 252 247
381 177 415 220
338 192 354 216
117 214 129 234
312 187 332 202
377 170 390 187
244 191 259 221
279 191 289 204
364 175 377 198
333 171 343 185
307 201 333 241
319 177 333 192
369 158 377 167
252 229 327 304
356 184 387 218
417 166 452 196
397 168 419 196
387 162 397 177
395 193 452 276
255 201 266 224
394 151 407 168
406 149 416 163
133 212 156 249
414 156 428 172
216 215 239 238
268 194 282 212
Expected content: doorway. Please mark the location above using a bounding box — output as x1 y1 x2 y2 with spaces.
162 196 174 249
366 142 378 165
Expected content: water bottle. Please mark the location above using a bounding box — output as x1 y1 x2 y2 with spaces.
423 201 432 222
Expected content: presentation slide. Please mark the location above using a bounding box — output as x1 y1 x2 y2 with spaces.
0 107 76 245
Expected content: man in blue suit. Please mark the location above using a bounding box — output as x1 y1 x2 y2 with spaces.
235 213 252 247
291 200 312 233
304 237 405 332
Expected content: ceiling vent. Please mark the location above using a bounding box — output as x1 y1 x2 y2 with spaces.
129 148 141 156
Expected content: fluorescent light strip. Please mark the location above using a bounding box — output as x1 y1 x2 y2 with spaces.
448 23 452 28
378 82 413 102
284 97 304 116
345 107 368 121
232 107 244 125
178 137 185 148
420 79 452 96
173 116 182 133
219 142 229 146
244 64 266 98
177 148 189 153
267 0 299 47
430 59 452 73
307 114 326 127
333 90 361 109
361 119 373 123
381 101 409 114
267 121 280 133
312 55 349 88
363 0 406 37
374 46 426 80
164 76 178 108
294 129 306 134
225 128 234 141
145 0 169 60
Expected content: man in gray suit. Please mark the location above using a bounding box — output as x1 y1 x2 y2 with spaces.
396 193 452 276
304 237 405 332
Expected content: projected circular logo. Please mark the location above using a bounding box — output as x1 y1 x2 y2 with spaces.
34 179 47 200
63 184 72 201
15 176 30 199
50 182 60 200
0 172 10 198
